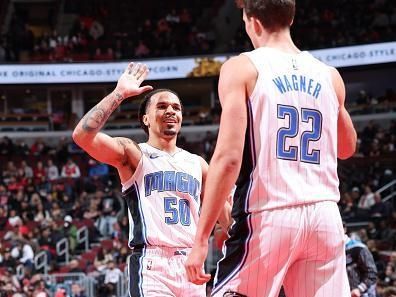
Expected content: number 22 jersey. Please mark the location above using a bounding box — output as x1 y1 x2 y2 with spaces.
122 143 202 248
236 47 340 213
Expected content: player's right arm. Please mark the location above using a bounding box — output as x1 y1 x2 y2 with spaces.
330 67 357 159
72 63 153 181
199 156 233 232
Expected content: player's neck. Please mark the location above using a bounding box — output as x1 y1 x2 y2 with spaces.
147 137 178 154
255 29 300 54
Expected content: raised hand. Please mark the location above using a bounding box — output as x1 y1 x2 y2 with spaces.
116 62 153 99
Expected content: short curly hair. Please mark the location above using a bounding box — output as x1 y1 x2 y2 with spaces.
138 89 182 135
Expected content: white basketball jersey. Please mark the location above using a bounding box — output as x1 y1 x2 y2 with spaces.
236 47 340 213
122 143 202 248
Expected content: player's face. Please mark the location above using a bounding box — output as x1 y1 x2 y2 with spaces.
145 91 182 139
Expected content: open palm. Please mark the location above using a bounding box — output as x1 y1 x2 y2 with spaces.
116 62 153 98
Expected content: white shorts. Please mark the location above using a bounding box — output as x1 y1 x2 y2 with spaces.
212 201 350 297
128 246 206 297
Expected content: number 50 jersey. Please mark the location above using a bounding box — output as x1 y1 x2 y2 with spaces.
235 47 340 214
122 143 202 248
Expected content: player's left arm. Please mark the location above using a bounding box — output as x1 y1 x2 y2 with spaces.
199 156 233 233
194 55 254 246
186 55 256 284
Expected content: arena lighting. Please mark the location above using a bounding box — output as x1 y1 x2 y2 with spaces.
0 42 395 84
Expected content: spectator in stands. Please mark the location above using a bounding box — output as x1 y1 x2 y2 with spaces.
0 137 14 155
378 220 396 246
361 121 378 144
381 169 394 187
369 138 381 157
7 209 23 230
30 274 50 297
114 245 129 266
0 206 8 229
88 158 109 179
357 185 376 217
20 160 33 179
0 267 20 295
70 195 85 220
134 39 150 57
50 201 65 221
0 247 17 270
54 287 67 297
37 223 57 265
7 176 25 193
94 247 113 272
33 161 46 184
68 258 84 274
83 199 101 223
60 194 74 214
370 192 392 219
71 283 87 297
96 210 117 239
0 184 9 208
102 259 122 296
2 161 17 184
11 239 35 270
380 286 396 297
367 222 380 240
345 226 378 297
33 201 51 223
384 252 396 287
46 159 59 181
340 192 357 219
96 188 120 238
61 158 81 179
86 159 109 187
118 216 129 241
30 139 48 156
63 215 78 254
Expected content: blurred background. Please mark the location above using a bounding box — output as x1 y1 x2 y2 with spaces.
0 0 395 296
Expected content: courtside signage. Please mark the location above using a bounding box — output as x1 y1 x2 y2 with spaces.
0 57 227 84
0 42 395 84
310 42 396 68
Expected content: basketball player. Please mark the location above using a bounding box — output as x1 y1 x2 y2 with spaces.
73 62 231 296
185 1 357 297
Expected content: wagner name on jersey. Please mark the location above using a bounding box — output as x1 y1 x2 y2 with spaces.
122 143 202 248
234 47 340 214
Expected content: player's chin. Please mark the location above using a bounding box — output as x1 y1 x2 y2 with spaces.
163 129 178 137
163 124 180 136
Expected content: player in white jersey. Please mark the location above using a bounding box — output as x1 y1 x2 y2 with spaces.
185 1 357 297
73 63 231 296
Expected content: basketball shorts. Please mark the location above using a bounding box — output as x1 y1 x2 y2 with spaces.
128 246 206 297
212 201 350 297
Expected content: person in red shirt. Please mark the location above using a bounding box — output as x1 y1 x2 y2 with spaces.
33 161 46 184
61 159 81 179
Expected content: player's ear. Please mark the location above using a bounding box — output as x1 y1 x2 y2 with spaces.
143 115 149 127
253 17 263 36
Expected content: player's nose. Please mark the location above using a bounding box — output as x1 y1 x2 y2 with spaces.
165 105 176 114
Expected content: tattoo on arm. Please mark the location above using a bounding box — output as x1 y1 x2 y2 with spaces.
115 92 123 102
81 91 124 132
116 138 141 166
82 106 107 132
116 138 141 152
